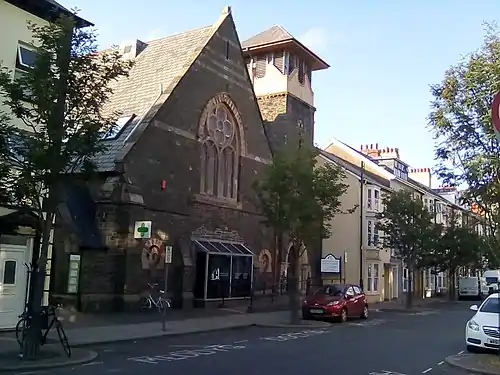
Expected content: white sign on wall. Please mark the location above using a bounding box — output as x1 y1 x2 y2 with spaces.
320 253 341 273
165 246 173 264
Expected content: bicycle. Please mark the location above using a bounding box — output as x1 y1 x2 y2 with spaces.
16 305 71 358
141 282 171 313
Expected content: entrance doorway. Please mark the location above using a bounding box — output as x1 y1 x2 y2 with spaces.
0 244 29 330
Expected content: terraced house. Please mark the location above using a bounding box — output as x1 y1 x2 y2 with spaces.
0 0 90 329
49 7 330 312
321 141 482 303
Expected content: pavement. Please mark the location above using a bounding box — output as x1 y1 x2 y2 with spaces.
1 299 492 375
445 353 500 375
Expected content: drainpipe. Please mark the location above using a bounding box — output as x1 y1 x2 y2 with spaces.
359 161 365 290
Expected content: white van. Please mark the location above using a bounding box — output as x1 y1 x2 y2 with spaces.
483 270 500 295
458 276 488 300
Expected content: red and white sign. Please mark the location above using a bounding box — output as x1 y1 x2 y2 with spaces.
491 91 500 138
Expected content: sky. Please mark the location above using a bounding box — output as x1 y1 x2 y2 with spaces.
63 0 500 186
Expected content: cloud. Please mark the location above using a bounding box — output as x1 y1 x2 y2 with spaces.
298 28 345 51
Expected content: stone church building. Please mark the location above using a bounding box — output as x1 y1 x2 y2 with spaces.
51 7 329 312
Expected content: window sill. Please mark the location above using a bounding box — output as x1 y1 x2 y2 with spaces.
365 291 380 296
192 193 242 210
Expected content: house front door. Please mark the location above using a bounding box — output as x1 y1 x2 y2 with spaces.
0 245 28 330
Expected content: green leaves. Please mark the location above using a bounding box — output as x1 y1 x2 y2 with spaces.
376 190 437 268
434 217 484 273
0 13 133 211
253 146 352 246
428 22 500 253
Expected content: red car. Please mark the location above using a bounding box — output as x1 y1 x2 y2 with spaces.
302 284 369 322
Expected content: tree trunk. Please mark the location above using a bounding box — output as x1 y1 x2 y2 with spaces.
449 268 456 301
22 209 55 359
406 269 413 309
288 243 301 324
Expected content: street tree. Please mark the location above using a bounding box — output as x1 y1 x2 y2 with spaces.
433 212 484 299
253 146 354 323
0 15 133 358
376 189 437 308
428 22 500 265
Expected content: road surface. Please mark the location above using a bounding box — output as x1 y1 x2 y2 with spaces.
13 302 484 375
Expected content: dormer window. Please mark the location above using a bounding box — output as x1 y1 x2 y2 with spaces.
14 43 38 100
16 44 37 71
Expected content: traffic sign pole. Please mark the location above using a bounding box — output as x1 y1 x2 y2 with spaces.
162 246 173 332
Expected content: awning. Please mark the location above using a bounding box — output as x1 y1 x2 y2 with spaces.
193 239 253 257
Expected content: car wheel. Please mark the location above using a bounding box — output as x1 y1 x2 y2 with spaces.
340 308 348 323
360 305 369 319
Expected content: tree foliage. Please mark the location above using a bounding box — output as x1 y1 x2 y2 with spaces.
253 146 354 321
428 22 500 265
376 190 440 307
376 189 437 269
0 14 132 357
0 16 133 210
434 224 483 274
254 146 355 247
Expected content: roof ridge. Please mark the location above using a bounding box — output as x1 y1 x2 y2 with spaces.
144 25 213 44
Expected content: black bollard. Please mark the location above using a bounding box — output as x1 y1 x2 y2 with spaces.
247 283 254 313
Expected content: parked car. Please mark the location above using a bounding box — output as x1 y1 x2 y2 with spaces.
465 293 500 352
302 284 368 322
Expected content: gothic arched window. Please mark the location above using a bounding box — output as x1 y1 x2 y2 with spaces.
199 98 240 200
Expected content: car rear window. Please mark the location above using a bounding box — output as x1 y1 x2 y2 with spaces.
480 298 500 313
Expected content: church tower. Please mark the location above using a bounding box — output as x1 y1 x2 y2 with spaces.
242 26 329 152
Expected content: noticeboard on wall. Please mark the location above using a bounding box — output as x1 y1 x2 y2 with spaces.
320 253 341 274
67 254 81 294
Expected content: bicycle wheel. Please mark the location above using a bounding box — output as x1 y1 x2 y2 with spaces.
141 297 152 310
15 318 28 347
56 322 72 358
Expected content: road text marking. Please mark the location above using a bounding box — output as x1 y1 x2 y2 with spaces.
127 344 246 364
422 368 432 373
261 329 327 342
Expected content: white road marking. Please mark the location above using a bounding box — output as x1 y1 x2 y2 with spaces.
261 329 327 342
17 372 48 375
422 367 432 373
234 340 249 343
81 361 104 366
457 350 464 354
437 361 444 365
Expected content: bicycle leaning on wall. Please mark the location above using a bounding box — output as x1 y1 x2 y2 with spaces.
16 305 71 358
141 282 171 313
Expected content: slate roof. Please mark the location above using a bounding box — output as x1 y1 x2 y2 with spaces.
319 149 391 189
241 25 293 49
94 25 217 172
